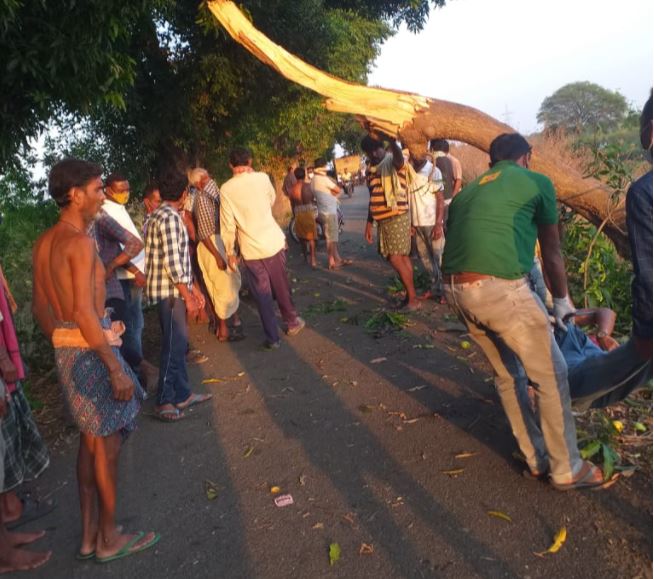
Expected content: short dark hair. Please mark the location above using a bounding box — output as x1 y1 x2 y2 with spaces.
48 158 102 208
229 147 252 167
360 135 384 154
143 181 159 198
293 168 306 180
489 133 532 166
105 171 128 186
430 139 449 153
314 157 327 168
641 89 653 132
158 172 188 201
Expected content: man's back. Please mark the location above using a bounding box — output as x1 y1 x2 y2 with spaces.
220 171 285 261
434 155 455 199
443 161 558 279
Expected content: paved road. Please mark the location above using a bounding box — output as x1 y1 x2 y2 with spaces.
25 187 652 578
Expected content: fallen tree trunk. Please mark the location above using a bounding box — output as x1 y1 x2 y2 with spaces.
207 0 628 256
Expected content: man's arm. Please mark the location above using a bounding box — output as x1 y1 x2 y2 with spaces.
537 223 568 299
220 195 237 260
95 213 143 280
70 238 133 401
433 190 445 240
159 215 198 311
626 181 652 359
389 139 404 171
32 241 56 339
195 194 226 270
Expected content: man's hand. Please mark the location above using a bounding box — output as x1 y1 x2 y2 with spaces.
215 254 227 271
228 255 239 272
110 368 134 401
133 270 147 288
432 224 444 240
184 295 200 316
191 285 206 310
364 222 374 244
553 297 576 331
0 356 18 384
410 226 416 237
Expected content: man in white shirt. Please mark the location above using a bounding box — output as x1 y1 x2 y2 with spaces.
102 173 158 385
220 148 305 349
409 157 446 300
310 158 351 270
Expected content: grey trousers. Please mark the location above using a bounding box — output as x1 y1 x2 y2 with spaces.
414 226 445 296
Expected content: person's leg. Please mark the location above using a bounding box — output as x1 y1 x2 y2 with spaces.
265 251 300 328
308 239 316 267
77 434 98 556
244 259 280 344
118 280 143 370
414 227 434 280
430 233 445 297
447 278 585 484
93 433 156 558
0 514 50 572
388 255 418 304
156 298 190 409
569 339 652 411
445 287 549 474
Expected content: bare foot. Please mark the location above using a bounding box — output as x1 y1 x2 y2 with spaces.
8 530 45 547
0 547 52 573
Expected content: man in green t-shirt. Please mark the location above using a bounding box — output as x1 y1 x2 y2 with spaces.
442 133 604 491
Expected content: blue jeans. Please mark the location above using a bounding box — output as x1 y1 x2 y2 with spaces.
156 297 191 406
569 338 652 412
119 279 144 368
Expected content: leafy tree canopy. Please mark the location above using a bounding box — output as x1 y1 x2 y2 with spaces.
537 81 628 134
2 0 445 185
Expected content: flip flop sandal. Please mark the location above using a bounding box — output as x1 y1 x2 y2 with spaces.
176 393 213 410
6 496 57 531
96 531 161 564
153 408 185 422
551 461 606 491
76 551 96 561
217 334 246 343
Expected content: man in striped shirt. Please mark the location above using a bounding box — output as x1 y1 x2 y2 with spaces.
144 172 212 422
362 135 420 310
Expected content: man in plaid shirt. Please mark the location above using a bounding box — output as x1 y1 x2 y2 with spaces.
145 172 212 421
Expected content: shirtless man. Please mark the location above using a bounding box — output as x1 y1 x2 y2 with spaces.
290 168 317 267
32 159 159 563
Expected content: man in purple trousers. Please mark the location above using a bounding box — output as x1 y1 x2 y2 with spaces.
220 147 305 349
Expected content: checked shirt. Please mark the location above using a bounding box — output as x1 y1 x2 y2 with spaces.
144 204 193 304
193 178 221 242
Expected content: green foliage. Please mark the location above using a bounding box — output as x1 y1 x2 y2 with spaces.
0 0 168 167
577 412 623 480
538 81 628 134
365 310 410 337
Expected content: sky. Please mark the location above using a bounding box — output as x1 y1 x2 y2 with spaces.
368 0 653 134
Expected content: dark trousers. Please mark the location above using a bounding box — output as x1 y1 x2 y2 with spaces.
106 280 143 371
244 250 297 343
156 297 191 406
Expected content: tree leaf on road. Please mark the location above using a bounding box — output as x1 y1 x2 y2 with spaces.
534 527 567 557
243 446 254 458
487 510 512 522
204 480 219 500
370 357 387 364
329 542 341 566
359 543 374 555
202 378 223 384
455 452 478 459
442 469 464 477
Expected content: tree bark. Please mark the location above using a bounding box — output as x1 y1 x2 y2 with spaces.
207 0 628 256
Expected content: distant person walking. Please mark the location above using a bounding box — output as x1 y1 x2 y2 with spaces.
290 167 318 267
220 147 305 350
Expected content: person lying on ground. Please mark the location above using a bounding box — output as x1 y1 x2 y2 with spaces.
32 158 158 562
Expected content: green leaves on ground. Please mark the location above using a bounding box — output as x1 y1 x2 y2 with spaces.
365 310 409 338
304 299 347 317
328 542 341 566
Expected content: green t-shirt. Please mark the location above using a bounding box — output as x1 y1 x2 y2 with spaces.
442 160 558 279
